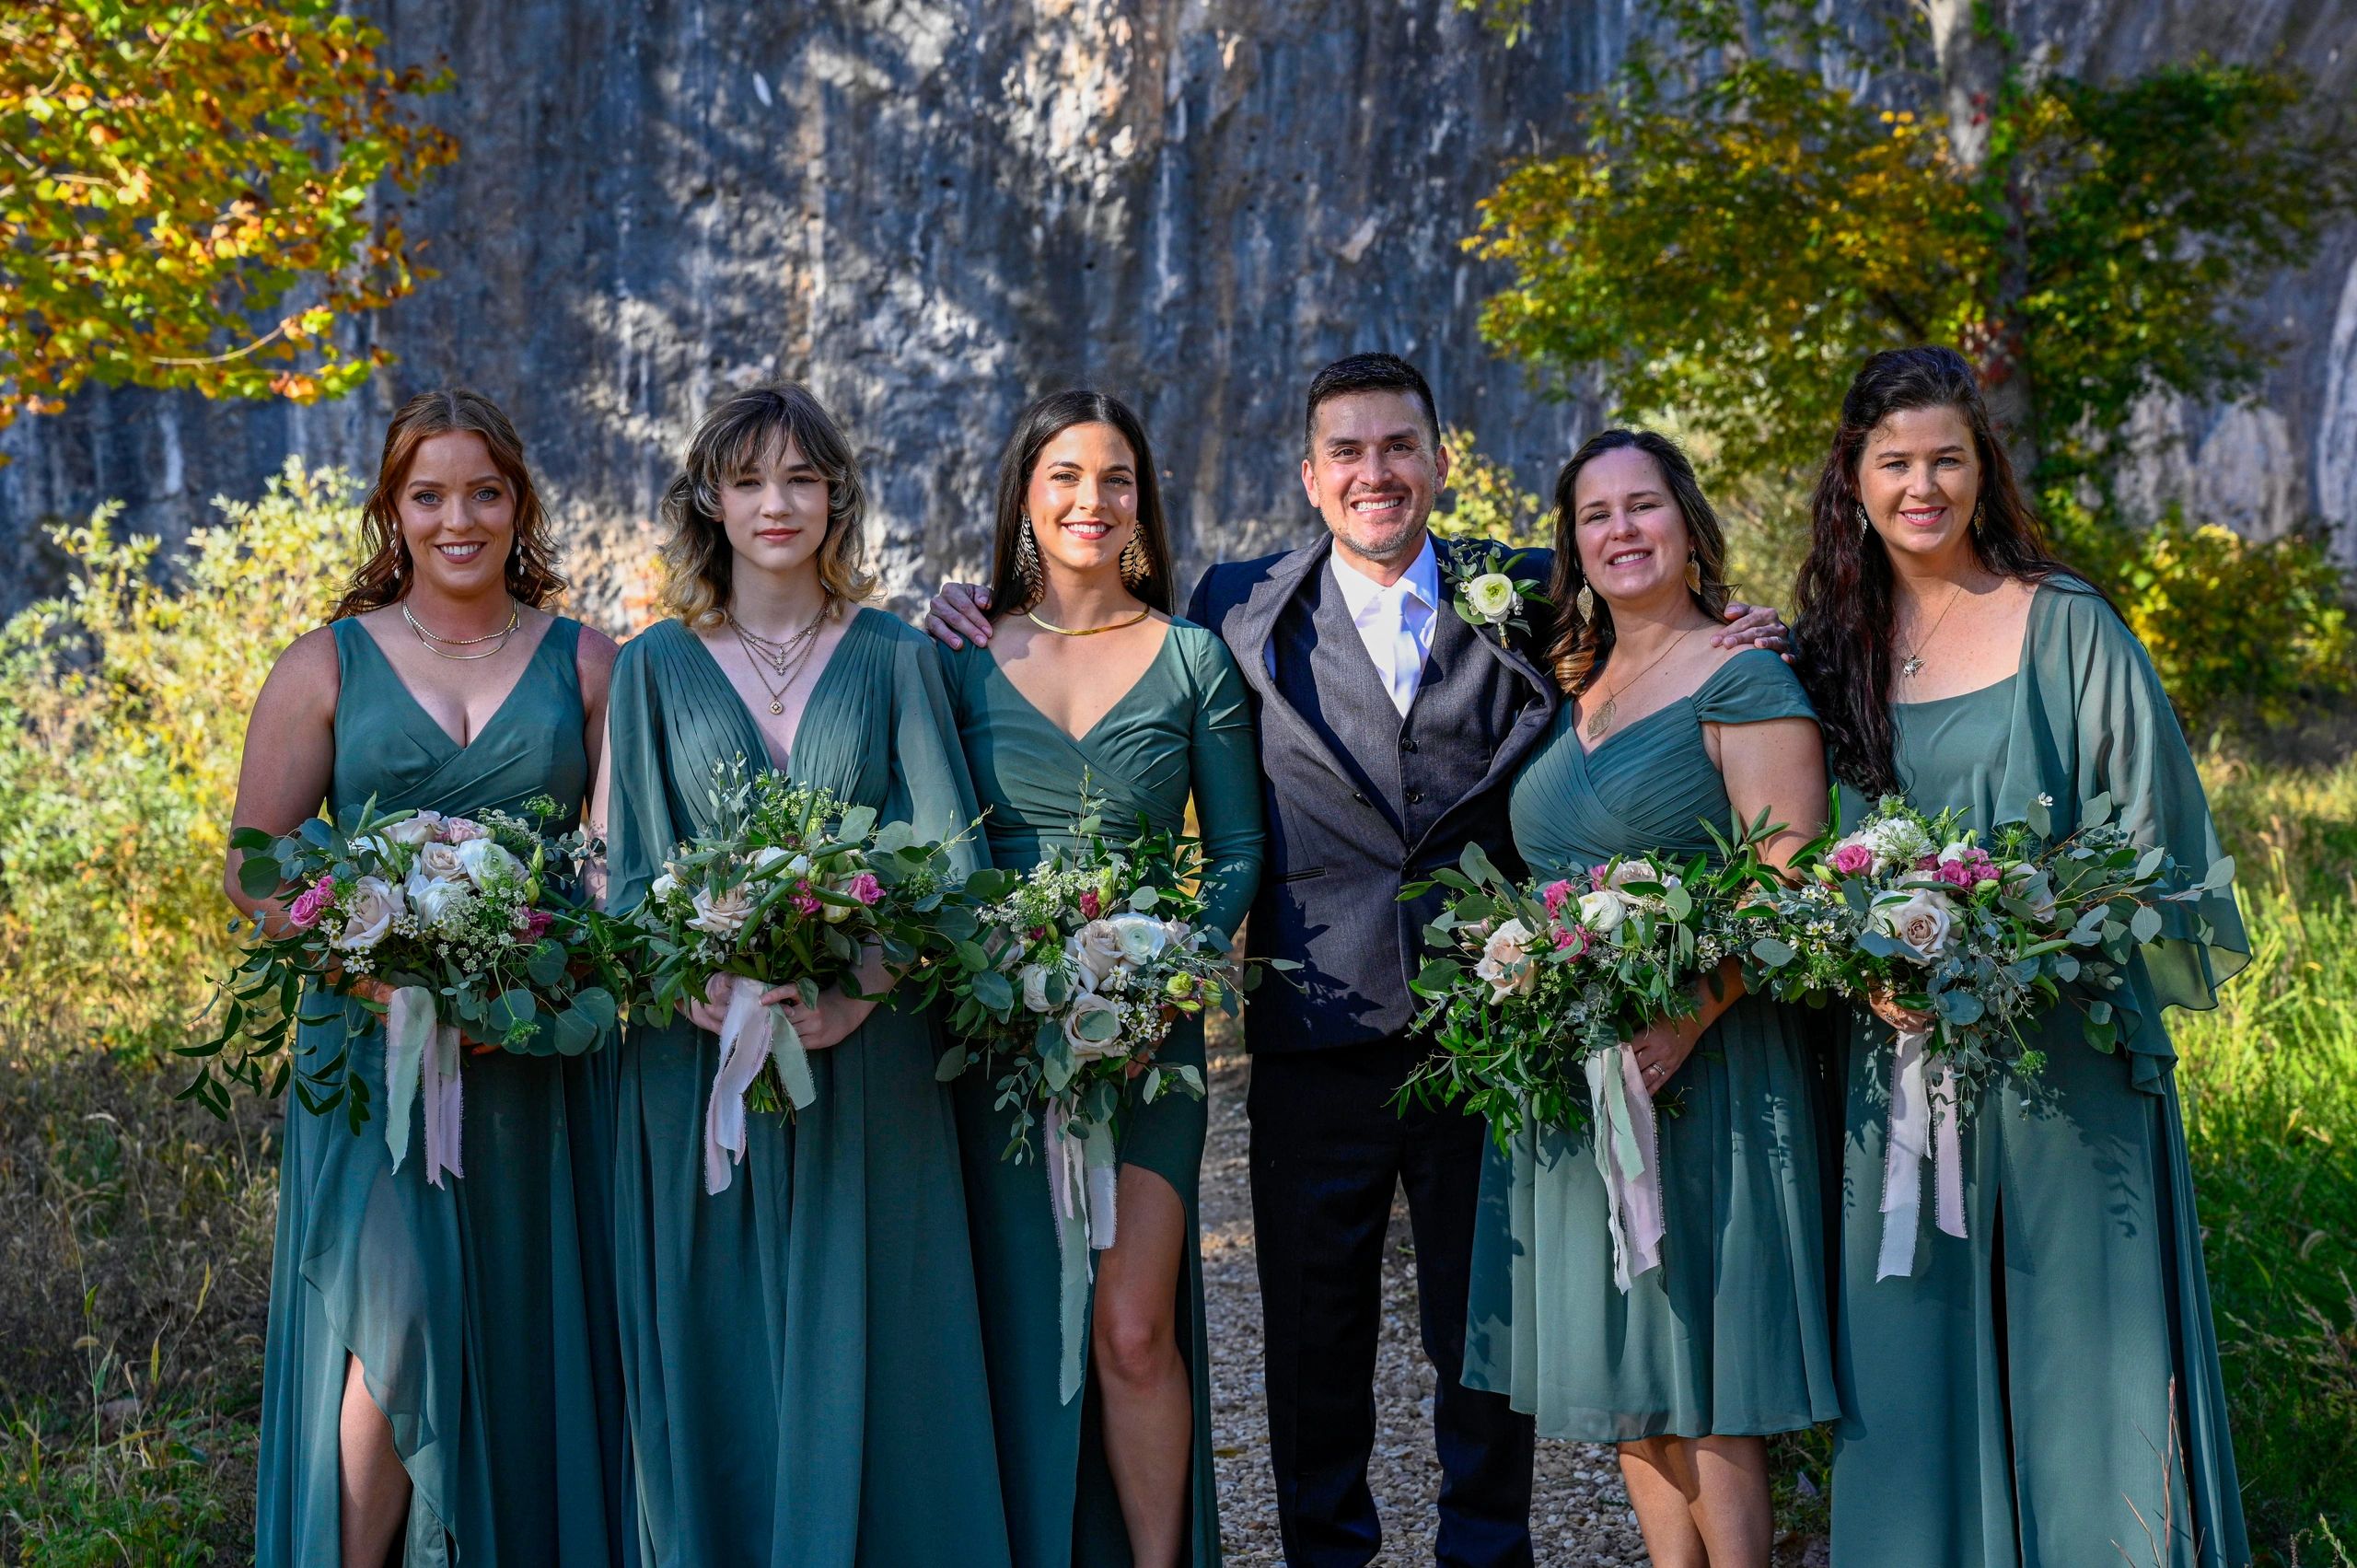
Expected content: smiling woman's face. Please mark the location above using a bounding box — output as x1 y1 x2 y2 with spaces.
395 431 516 597
1856 403 1982 569
1570 445 1690 610
1025 421 1141 583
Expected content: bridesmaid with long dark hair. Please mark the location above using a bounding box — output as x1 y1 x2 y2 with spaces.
235 390 625 1566
1790 346 2250 1566
594 382 1010 1565
937 389 1264 1568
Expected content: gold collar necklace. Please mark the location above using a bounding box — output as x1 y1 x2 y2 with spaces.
1025 606 1152 637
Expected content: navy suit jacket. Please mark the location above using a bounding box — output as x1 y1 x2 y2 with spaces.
1189 533 1561 1052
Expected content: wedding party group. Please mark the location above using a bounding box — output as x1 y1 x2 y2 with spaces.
221 343 2250 1568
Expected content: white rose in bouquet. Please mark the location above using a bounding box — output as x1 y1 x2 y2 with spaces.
382 810 446 847
1108 912 1169 966
1474 918 1538 1001
1576 888 1629 934
413 841 470 884
456 837 528 891
410 877 475 932
1070 920 1127 987
688 881 758 936
1872 888 1956 965
1062 991 1125 1060
1019 962 1058 1014
333 876 404 950
649 871 679 902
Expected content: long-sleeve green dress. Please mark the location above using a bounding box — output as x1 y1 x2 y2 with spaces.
1462 649 1840 1441
1829 578 2251 1567
257 616 621 1568
602 610 1012 1568
937 620 1265 1568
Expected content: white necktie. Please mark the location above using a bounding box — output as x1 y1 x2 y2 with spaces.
1389 592 1430 715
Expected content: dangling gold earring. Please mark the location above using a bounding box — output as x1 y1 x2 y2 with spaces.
1685 552 1702 593
1119 526 1149 587
1574 581 1595 621
1015 515 1044 599
1970 499 1986 537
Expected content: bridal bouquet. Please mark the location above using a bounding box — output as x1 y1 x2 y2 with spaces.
1401 840 1747 1289
930 798 1248 1400
623 759 961 1193
1735 792 2232 1276
186 797 623 1186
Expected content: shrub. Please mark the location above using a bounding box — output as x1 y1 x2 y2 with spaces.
0 461 357 1048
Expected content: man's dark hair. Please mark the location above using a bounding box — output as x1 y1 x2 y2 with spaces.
1302 352 1441 458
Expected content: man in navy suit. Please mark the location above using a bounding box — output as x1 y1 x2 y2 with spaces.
928 354 1781 1566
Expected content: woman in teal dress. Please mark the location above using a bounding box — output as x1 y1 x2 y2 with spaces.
928 390 1263 1568
593 382 1010 1567
1790 347 2250 1567
1463 429 1839 1567
235 390 627 1566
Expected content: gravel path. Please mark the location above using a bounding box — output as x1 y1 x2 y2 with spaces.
1200 1050 1652 1566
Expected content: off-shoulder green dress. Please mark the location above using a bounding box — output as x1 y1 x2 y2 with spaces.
937 620 1264 1568
1462 649 1840 1441
1829 580 2250 1567
603 610 1011 1568
256 616 621 1568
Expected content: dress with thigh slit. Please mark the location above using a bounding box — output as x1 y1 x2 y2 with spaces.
256 615 622 1568
937 620 1264 1568
1827 578 2250 1567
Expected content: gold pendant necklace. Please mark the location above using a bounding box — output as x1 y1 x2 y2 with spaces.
1582 626 1699 742
1899 580 1968 679
1025 606 1152 637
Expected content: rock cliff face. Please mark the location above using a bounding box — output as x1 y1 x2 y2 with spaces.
4 0 2352 624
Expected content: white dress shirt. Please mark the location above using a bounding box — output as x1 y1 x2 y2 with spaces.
1329 536 1441 716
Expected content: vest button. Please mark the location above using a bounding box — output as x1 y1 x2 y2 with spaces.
1404 788 1425 805
1399 737 1418 752
1353 791 1370 806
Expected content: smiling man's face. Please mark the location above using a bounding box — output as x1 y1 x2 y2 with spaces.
1300 389 1450 575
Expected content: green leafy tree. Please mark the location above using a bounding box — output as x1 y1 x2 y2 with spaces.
0 1 457 436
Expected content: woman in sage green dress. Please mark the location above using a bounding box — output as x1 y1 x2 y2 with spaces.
237 390 628 1567
1791 347 2250 1567
594 382 1010 1567
1462 429 1838 1566
930 390 1263 1568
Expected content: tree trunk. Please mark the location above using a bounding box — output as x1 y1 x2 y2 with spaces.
1926 0 2041 481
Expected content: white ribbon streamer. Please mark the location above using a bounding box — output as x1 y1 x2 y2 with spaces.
703 975 818 1195
1875 1025 1968 1280
1585 1042 1666 1293
384 985 464 1189
1043 1098 1120 1403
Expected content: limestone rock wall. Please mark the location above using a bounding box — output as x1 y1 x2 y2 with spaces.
3 0 2352 626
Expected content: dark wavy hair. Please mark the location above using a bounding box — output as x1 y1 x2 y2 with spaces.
331 389 567 621
984 389 1176 618
1302 352 1440 458
1542 429 1733 695
656 381 876 629
1791 345 2073 796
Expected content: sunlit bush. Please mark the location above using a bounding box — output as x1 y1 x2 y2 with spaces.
0 460 357 1047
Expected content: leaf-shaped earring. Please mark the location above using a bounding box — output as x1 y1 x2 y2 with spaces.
1016 515 1044 599
1685 552 1701 593
1119 526 1149 587
1855 503 1872 537
1574 581 1595 621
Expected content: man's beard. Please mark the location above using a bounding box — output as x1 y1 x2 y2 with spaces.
1331 504 1429 563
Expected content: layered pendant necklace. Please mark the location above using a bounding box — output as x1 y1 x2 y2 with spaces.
402 599 519 661
727 600 832 715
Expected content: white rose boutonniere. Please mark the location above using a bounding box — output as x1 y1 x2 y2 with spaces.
1440 540 1545 646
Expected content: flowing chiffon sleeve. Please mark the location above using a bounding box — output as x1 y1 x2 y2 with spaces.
886 619 991 882
2036 580 2250 1081
1179 623 1265 943
603 625 680 919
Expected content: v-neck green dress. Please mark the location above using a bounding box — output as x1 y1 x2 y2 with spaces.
1461 649 1840 1442
937 621 1264 1568
256 616 622 1568
1828 580 2251 1567
602 610 1012 1568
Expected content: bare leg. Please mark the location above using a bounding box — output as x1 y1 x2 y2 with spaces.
339 1353 410 1568
1618 1436 1707 1568
1689 1434 1772 1567
1091 1164 1192 1568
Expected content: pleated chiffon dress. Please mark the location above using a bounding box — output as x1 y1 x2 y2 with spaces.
1462 648 1840 1442
1828 578 2252 1568
936 620 1265 1568
256 615 622 1568
601 610 1012 1568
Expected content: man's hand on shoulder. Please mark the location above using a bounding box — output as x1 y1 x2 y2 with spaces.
924 583 994 649
1713 599 1791 661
